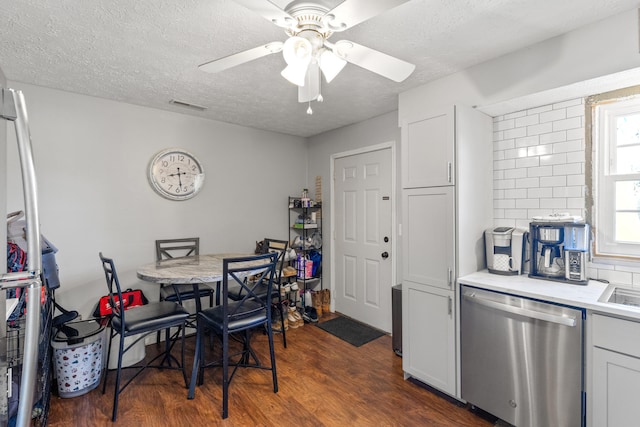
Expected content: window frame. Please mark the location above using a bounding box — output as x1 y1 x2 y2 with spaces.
587 87 640 261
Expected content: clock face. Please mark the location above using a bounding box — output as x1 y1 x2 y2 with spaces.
148 148 205 200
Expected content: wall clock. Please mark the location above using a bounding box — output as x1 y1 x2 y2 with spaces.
148 148 205 201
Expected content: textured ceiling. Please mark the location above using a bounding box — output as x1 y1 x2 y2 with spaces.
0 0 638 137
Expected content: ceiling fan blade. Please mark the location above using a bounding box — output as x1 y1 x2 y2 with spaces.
324 0 410 31
298 63 320 103
334 40 415 82
199 42 283 74
232 0 296 28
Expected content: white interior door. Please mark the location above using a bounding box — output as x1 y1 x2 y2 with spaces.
333 147 393 332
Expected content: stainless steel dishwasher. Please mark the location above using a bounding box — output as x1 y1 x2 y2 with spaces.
461 285 584 427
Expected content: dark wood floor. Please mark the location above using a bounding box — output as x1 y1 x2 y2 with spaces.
48 313 493 426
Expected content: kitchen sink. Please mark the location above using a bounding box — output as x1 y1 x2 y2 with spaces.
599 284 640 308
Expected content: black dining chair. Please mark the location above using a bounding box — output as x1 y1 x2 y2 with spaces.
99 253 190 422
187 252 279 419
156 238 215 307
227 238 289 348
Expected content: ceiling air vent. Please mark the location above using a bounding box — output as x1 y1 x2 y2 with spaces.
169 99 207 111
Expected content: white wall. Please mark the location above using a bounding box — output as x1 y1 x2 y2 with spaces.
307 110 402 290
5 83 307 318
399 9 640 119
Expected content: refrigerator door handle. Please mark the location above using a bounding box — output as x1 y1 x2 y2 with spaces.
463 292 576 327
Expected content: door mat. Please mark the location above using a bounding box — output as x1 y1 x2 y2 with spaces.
315 316 385 347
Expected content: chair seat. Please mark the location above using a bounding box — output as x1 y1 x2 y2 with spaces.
199 300 267 332
112 301 189 335
160 283 214 301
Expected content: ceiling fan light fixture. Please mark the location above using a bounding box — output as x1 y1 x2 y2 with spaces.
319 49 347 83
281 63 308 86
282 36 312 66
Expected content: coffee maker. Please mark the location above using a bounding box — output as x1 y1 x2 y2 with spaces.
485 227 526 275
529 217 589 284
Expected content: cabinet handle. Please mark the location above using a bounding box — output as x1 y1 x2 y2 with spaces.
448 268 452 288
448 296 452 315
447 162 452 183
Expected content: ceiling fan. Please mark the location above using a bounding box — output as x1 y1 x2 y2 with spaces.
199 0 415 113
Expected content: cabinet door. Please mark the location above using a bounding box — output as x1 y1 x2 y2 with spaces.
401 106 454 188
402 281 456 396
402 187 455 290
592 347 640 427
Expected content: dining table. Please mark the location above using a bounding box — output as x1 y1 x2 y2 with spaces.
136 253 263 309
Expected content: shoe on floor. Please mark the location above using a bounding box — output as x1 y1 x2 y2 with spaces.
302 306 319 323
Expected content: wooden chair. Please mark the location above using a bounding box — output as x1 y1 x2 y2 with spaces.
187 252 279 419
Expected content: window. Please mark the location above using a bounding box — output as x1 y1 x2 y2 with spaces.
589 89 640 259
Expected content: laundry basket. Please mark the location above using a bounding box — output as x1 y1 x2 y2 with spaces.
51 319 105 398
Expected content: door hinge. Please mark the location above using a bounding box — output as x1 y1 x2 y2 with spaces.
447 268 452 288
448 296 453 316
447 162 452 183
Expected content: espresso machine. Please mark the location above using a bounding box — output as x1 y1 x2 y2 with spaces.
529 216 589 284
485 227 526 275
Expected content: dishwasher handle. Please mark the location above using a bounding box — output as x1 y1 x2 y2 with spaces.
464 292 576 327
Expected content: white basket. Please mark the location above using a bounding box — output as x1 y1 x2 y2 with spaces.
52 329 104 398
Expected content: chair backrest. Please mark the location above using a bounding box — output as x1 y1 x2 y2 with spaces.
156 238 200 261
263 238 288 283
221 253 278 328
99 252 126 323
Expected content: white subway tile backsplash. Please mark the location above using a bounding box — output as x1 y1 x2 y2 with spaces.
553 117 581 132
504 127 527 139
540 131 567 144
566 128 584 140
528 144 553 157
527 166 553 177
540 176 567 187
540 109 566 123
494 179 515 189
505 168 528 179
528 187 553 198
515 114 540 127
505 188 528 199
491 96 631 280
504 110 527 120
566 151 586 163
516 199 539 209
495 119 515 132
494 159 516 170
515 135 539 148
540 153 568 166
527 105 553 115
515 157 540 168
554 99 583 109
495 139 515 151
515 177 540 188
567 174 585 186
553 139 583 153
553 163 582 176
540 198 567 209
495 199 516 209
527 122 553 136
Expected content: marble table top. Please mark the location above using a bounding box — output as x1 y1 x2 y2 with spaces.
136 253 261 284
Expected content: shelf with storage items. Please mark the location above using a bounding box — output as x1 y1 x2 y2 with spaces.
288 195 323 314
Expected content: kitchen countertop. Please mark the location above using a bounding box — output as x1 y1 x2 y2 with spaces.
458 270 640 322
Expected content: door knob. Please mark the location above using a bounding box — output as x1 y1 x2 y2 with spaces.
381 252 389 259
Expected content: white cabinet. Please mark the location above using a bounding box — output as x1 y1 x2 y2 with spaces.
591 314 640 427
402 187 454 290
400 105 492 399
401 107 455 188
